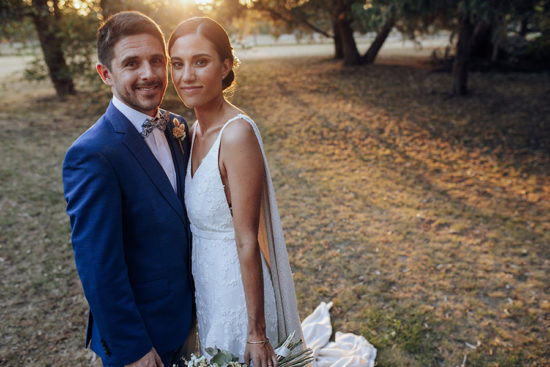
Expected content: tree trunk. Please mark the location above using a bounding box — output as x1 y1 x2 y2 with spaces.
335 12 360 66
333 17 343 59
452 10 474 96
31 0 75 97
363 14 395 64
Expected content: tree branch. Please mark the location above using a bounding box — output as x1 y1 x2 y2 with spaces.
253 3 333 38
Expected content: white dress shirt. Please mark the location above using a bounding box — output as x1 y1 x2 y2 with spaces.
112 96 177 192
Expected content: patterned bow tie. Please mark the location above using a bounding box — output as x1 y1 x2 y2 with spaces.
141 113 169 137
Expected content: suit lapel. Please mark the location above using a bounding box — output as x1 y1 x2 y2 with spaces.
163 112 190 203
164 113 193 266
106 103 186 222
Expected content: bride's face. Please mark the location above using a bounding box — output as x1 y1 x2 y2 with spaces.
169 33 232 108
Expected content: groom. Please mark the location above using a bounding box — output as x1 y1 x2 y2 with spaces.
63 11 193 367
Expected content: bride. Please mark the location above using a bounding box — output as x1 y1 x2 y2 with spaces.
168 17 304 367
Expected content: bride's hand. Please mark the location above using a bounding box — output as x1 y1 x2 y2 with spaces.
244 340 278 367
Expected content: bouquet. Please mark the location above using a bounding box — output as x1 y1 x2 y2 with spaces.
178 331 313 367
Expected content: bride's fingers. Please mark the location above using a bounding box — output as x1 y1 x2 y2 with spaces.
271 345 278 366
247 348 259 367
270 353 278 367
252 355 261 367
264 344 277 367
246 343 277 367
252 348 268 367
263 348 275 367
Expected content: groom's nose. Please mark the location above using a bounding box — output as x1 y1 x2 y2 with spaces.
140 61 155 79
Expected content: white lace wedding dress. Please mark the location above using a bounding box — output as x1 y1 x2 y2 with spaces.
184 114 278 361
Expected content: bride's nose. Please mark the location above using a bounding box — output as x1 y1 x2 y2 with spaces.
181 64 195 82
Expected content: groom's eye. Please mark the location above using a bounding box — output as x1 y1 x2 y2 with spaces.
151 56 165 65
124 59 138 68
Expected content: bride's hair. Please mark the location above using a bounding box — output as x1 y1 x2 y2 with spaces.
168 17 238 91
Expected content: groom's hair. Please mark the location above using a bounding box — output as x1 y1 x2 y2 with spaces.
97 11 166 69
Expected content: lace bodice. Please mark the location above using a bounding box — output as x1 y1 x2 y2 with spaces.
184 116 237 240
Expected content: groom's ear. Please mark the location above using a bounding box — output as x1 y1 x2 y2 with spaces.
96 63 113 86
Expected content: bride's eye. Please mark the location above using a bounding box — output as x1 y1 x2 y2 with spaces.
195 58 209 66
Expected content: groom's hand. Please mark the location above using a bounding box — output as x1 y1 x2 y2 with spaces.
125 347 164 367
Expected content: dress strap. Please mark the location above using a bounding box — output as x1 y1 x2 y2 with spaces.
191 121 198 141
187 122 198 176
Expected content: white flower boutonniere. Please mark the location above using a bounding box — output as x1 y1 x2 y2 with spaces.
172 118 186 154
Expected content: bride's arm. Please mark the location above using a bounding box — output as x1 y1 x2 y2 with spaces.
220 119 278 367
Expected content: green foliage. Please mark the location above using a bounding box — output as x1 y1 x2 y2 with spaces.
206 347 241 365
23 57 48 80
351 1 385 33
0 20 36 55
23 4 99 85
247 0 333 38
0 0 35 47
58 4 99 82
0 0 26 21
521 32 550 68
518 1 550 68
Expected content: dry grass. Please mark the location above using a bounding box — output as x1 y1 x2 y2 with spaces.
1 56 549 366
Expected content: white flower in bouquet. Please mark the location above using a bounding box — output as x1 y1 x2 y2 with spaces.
177 331 313 367
185 353 209 367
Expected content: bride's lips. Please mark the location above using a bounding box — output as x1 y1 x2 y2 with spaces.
180 85 202 93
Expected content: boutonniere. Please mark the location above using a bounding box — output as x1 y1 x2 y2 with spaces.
172 118 186 154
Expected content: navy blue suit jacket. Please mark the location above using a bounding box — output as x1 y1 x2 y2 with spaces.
62 102 193 366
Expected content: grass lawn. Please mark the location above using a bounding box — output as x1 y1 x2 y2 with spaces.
1 55 549 366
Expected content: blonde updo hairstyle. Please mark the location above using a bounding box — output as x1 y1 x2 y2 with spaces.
168 17 238 91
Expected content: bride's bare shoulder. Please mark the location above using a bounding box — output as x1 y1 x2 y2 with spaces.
221 116 257 145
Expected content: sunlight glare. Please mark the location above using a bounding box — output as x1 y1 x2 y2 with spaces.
183 0 214 11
